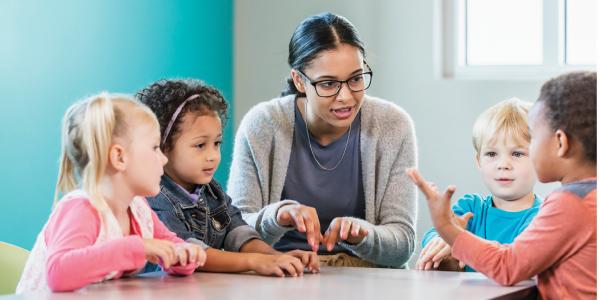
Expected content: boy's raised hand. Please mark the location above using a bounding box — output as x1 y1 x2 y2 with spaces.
405 168 466 246
285 250 320 273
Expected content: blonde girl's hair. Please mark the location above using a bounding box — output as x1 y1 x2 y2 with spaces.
472 97 533 155
53 92 158 213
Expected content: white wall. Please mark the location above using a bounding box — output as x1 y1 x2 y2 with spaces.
234 0 559 267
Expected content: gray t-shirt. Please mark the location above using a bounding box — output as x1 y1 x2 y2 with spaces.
274 101 365 255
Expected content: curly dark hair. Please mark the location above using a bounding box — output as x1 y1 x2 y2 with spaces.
538 71 596 163
136 78 229 152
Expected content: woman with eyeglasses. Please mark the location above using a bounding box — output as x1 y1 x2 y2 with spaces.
227 12 417 268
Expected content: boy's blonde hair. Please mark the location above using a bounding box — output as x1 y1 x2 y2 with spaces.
472 97 532 155
54 93 158 213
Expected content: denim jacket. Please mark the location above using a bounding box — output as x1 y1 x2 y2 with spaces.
147 175 261 251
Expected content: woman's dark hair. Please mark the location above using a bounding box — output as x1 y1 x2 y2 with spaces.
281 12 366 97
136 78 228 152
537 71 596 163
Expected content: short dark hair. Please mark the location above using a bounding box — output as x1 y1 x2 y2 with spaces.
281 12 366 97
136 79 228 152
538 71 596 163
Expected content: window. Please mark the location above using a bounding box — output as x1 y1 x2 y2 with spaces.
565 0 597 65
438 0 597 79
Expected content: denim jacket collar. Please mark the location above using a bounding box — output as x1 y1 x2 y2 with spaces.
160 175 221 207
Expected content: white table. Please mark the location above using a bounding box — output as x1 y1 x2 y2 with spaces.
1 267 537 299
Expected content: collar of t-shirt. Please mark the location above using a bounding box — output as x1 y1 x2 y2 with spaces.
173 182 204 203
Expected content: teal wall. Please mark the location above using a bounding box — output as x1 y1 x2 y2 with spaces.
0 0 234 250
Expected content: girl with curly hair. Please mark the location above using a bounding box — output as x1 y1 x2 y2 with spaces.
137 79 319 277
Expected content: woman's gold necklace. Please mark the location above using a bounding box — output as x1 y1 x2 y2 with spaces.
302 100 351 171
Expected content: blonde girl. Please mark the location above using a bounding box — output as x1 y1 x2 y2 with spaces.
17 93 206 293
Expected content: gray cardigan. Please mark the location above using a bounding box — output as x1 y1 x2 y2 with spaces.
227 94 417 267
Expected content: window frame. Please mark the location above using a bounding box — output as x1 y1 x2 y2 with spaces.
436 0 596 80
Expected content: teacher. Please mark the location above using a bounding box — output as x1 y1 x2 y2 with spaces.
227 12 417 268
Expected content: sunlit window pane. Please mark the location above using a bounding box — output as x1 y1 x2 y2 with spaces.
566 0 597 65
466 0 543 65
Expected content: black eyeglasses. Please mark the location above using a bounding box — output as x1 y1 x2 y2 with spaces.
297 63 373 97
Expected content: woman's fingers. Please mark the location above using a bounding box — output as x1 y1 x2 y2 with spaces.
289 210 307 232
350 222 361 237
339 219 351 240
324 219 341 251
283 205 322 251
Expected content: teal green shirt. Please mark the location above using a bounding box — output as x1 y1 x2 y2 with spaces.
422 193 541 272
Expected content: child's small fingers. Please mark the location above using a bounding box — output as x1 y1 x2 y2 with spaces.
186 246 195 265
420 243 440 263
281 263 297 277
431 246 450 263
416 259 425 270
443 185 456 201
299 252 309 265
147 255 160 265
158 250 172 268
406 169 437 199
419 243 433 260
162 243 176 265
309 254 320 273
290 258 304 276
188 247 198 264
179 249 189 266
274 267 285 278
198 249 207 266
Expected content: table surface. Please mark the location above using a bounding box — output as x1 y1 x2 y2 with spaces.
1 267 537 300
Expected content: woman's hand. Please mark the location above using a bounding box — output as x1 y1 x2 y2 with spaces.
322 217 369 251
276 204 322 252
248 253 305 277
406 168 465 246
285 250 320 273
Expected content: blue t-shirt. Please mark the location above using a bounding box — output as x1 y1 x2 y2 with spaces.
422 193 541 272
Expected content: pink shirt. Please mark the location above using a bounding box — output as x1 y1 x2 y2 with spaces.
44 195 197 292
452 179 596 299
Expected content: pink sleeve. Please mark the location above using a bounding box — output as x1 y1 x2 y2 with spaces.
45 198 146 292
149 205 197 275
452 193 594 286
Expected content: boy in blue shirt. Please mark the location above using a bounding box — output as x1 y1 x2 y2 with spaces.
418 98 541 272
